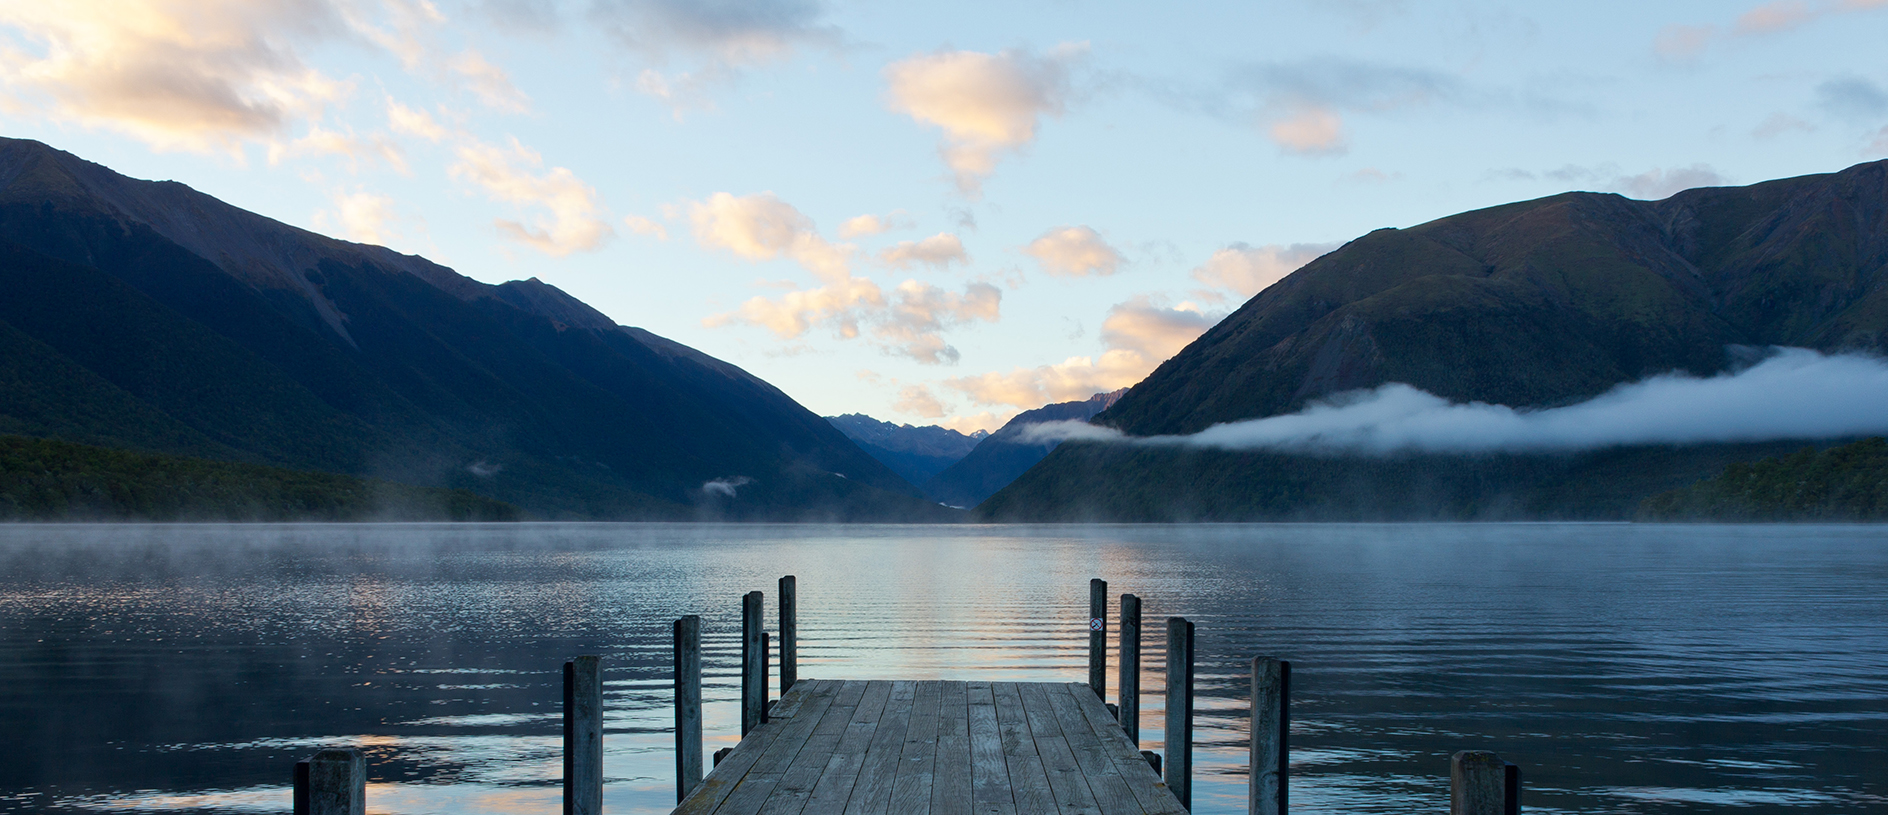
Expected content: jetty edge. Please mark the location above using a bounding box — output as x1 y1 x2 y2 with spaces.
289 576 1524 814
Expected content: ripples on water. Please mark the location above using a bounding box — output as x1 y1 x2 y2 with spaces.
0 523 1884 814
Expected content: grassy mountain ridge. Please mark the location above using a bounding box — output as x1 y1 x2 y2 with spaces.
1099 161 1884 437
1639 437 1885 521
0 137 947 520
0 434 519 521
982 162 1886 521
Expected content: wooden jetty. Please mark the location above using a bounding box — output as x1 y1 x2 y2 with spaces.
290 575 1523 815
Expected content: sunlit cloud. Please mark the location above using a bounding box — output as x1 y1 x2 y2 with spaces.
623 214 668 240
313 188 408 244
1023 225 1124 277
893 384 947 417
1191 242 1340 297
878 233 969 270
268 124 408 173
839 213 898 239
696 193 1000 363
1653 0 1886 61
885 45 1082 194
449 136 615 255
387 100 449 141
1230 57 1457 156
0 0 353 153
447 49 529 113
943 295 1222 410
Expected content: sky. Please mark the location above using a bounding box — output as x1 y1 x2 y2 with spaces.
0 1 1886 433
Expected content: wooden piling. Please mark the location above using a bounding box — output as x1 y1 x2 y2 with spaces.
674 615 703 803
1248 657 1290 815
292 747 365 815
1089 578 1108 700
759 630 772 722
778 575 797 694
1118 593 1141 744
564 655 604 815
1165 617 1194 810
1450 751 1520 815
741 590 763 735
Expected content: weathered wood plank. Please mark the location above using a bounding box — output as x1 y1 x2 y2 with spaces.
716 682 843 815
993 682 1035 758
965 683 1016 815
931 681 974 815
840 681 917 815
683 680 1191 815
888 680 942 815
1060 684 1186 815
1045 683 1143 815
1020 683 1103 815
800 681 893 815
756 685 861 815
674 683 816 815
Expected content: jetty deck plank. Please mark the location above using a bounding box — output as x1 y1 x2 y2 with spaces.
675 681 1185 815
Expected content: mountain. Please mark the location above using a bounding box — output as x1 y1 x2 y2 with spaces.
1638 437 1886 521
980 162 1887 521
0 137 953 520
924 390 1123 508
825 414 986 488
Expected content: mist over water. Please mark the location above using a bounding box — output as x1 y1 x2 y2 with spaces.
1023 348 1887 453
0 523 1883 815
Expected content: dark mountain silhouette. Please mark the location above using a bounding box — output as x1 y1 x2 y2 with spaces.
981 162 1887 520
825 414 986 488
0 137 952 520
924 390 1123 508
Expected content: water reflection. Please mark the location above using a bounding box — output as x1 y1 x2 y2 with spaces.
0 523 1884 814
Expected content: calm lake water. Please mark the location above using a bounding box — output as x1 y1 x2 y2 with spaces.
0 523 1884 814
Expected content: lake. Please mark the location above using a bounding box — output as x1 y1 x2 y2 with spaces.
0 523 1884 814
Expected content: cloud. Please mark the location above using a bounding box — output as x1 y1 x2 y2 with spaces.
893 385 947 418
696 192 1000 362
314 188 405 244
1230 57 1459 155
387 100 449 141
1751 112 1818 139
839 213 895 238
449 137 615 256
593 0 835 108
1655 0 1886 60
944 296 1222 410
337 0 531 112
623 215 668 240
447 49 530 113
1268 105 1346 155
593 0 834 65
1023 225 1124 277
1020 348 1886 455
1611 164 1725 199
0 0 353 153
1492 162 1728 200
1191 242 1340 296
268 125 408 173
1815 77 1887 122
879 280 1001 363
885 46 1080 193
701 476 753 497
689 191 851 276
878 233 969 270
1652 24 1718 60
